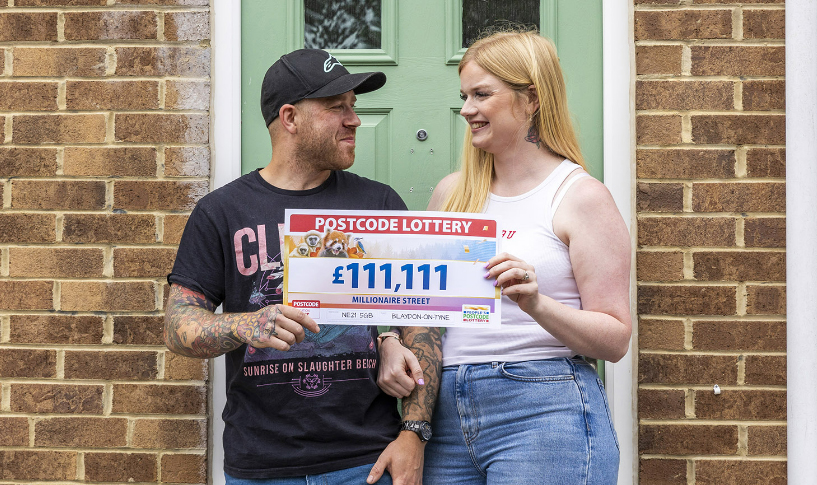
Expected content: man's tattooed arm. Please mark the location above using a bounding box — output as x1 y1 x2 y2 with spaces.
399 326 442 422
164 284 318 359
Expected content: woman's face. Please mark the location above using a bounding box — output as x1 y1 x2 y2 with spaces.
459 62 532 154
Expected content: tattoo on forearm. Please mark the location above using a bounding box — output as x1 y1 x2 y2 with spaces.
400 327 442 421
164 285 269 359
525 125 541 149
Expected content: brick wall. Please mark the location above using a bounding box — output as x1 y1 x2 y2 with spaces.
634 0 786 483
0 1 211 483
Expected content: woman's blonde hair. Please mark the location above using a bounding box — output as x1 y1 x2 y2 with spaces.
441 30 585 213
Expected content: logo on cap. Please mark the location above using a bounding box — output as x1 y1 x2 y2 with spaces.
323 53 343 73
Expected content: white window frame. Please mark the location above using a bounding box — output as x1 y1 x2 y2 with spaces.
210 1 637 483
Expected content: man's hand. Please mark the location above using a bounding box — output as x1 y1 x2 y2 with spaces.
242 304 321 351
367 431 425 485
377 336 423 398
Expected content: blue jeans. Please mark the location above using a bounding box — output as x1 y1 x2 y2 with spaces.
423 358 619 484
225 463 392 485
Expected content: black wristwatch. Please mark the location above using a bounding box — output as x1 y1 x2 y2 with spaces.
400 420 432 442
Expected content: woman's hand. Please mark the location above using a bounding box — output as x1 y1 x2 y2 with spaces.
485 252 540 312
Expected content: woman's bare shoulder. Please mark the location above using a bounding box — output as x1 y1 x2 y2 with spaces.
427 172 461 210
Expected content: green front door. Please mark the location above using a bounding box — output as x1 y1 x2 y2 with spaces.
241 0 603 210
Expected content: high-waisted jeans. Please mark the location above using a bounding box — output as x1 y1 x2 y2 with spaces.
424 357 619 484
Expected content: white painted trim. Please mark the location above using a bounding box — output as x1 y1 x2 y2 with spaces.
211 1 241 483
210 2 637 483
602 1 636 484
787 1 817 483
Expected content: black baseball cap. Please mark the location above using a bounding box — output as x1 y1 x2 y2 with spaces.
261 49 387 126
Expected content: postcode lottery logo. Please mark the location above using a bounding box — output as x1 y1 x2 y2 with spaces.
462 305 490 323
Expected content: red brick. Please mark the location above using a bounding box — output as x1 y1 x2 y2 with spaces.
693 251 785 281
64 11 157 40
0 417 29 446
113 247 177 278
64 146 157 177
636 115 682 145
35 417 127 447
0 451 77 480
692 182 785 213
66 80 159 110
639 353 738 385
61 281 156 312
161 453 206 483
744 9 785 39
639 285 737 316
0 12 57 41
638 217 735 247
63 213 157 244
746 148 785 178
112 384 206 414
132 419 207 449
639 458 687 484
637 149 735 180
744 217 785 248
747 425 786 456
116 113 209 143
746 285 785 315
165 146 210 177
165 352 208 380
635 10 731 40
163 214 190 244
0 281 53 310
695 389 786 420
0 348 56 378
694 0 782 3
64 350 158 380
693 320 785 351
636 183 683 213
13 47 107 77
744 355 786 385
164 11 209 41
113 315 164 345
13 114 106 144
9 247 104 278
637 250 684 281
0 82 58 111
691 115 785 145
9 314 103 344
85 453 158 482
639 424 738 455
695 460 786 484
115 47 211 77
636 45 683 75
114 180 209 211
743 80 785 111
637 80 733 111
0 213 56 243
691 46 785 76
0 148 58 176
638 318 686 350
10 383 103 414
638 388 686 419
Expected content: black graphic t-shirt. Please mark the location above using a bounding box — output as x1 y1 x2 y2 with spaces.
168 169 406 478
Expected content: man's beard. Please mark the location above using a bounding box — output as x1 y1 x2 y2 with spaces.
293 122 356 172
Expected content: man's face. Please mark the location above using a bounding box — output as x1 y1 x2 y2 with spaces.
294 91 361 171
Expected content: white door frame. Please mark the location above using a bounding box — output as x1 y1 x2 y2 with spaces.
210 2 636 483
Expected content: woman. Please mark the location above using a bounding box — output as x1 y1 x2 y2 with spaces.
422 30 631 484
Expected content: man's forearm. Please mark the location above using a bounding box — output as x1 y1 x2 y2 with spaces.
399 326 442 421
164 285 252 359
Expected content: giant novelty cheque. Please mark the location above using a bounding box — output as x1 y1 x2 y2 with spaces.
282 209 501 327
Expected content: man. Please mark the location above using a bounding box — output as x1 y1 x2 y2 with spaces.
164 49 441 484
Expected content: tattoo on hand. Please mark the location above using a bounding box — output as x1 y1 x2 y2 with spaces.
525 125 541 149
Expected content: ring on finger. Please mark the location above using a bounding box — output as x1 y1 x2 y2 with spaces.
523 271 530 281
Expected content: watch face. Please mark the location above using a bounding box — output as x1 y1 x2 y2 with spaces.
419 422 432 441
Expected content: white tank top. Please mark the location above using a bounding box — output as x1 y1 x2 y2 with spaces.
442 159 590 366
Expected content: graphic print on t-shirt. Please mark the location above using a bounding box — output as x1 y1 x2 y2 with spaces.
241 231 377 398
